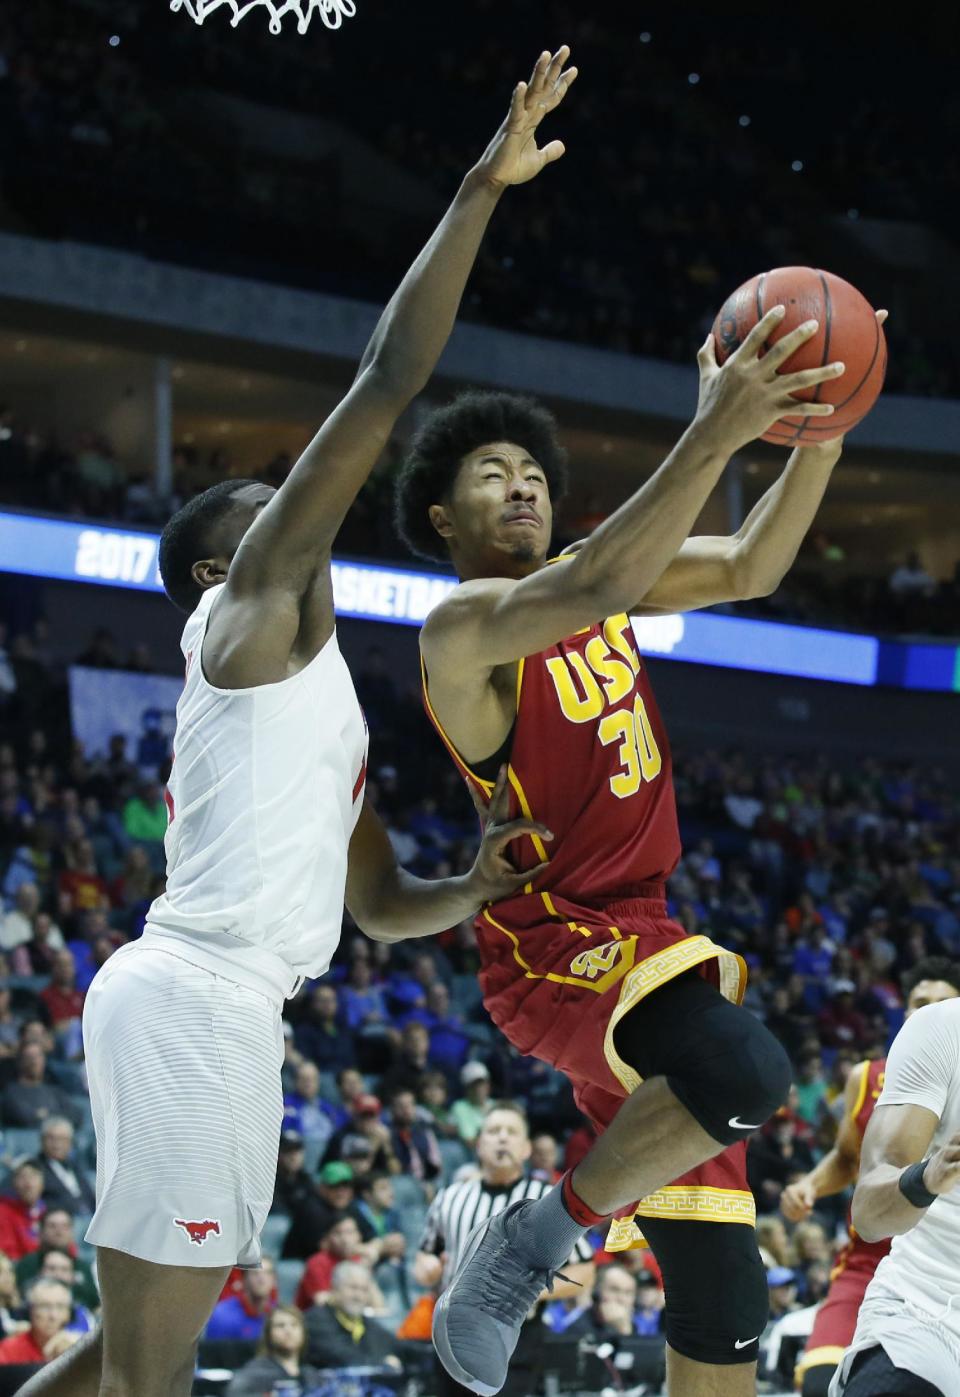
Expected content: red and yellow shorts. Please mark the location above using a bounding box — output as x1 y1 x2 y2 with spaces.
795 1240 890 1385
477 887 752 1250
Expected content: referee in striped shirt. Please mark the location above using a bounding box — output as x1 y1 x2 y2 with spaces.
414 1101 595 1396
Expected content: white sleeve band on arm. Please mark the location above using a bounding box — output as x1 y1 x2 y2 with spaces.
879 1001 960 1121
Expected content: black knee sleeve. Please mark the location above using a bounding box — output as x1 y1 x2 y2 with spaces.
614 969 792 1145
640 1216 768 1366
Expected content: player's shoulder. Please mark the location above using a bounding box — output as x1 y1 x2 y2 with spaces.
423 577 514 631
895 997 960 1053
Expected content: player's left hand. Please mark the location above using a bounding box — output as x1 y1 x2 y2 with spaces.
465 766 553 902
473 47 578 190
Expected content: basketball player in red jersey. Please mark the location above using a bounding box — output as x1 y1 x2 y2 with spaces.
784 959 960 1397
21 49 578 1397
394 303 887 1397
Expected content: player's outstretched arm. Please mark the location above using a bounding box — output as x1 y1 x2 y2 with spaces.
422 310 844 674
226 48 577 600
781 1062 868 1222
345 768 551 942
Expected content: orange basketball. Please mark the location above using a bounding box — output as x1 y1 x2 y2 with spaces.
712 267 887 445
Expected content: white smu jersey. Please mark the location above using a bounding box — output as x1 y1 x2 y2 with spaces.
869 998 960 1320
144 584 368 1001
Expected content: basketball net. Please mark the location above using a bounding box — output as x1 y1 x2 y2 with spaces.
171 0 356 34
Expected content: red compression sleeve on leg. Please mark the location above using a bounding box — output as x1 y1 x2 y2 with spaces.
561 1170 609 1228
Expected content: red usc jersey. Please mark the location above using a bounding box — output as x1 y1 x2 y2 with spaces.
423 609 681 902
842 1056 891 1263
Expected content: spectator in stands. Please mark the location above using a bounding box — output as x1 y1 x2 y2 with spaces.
568 1263 662 1343
889 551 936 599
226 1306 321 1396
206 1256 276 1341
341 1135 377 1183
355 1174 406 1265
450 1061 492 1144
58 838 110 914
0 1253 22 1337
387 1088 441 1185
330 1066 365 1126
339 954 390 1034
292 985 355 1075
121 781 167 845
530 1133 561 1184
0 1277 77 1365
0 1162 44 1262
11 913 63 978
15 1210 98 1310
379 1020 431 1099
419 1070 458 1138
747 1110 817 1213
766 1265 800 1322
0 882 43 953
816 980 869 1050
0 986 21 1059
282 1163 377 1261
38 952 84 1032
793 1052 829 1127
272 1130 312 1215
282 1061 334 1150
0 1043 83 1128
417 980 471 1079
37 1118 95 1216
294 1216 382 1311
324 1094 397 1174
304 1261 402 1370
37 1250 96 1333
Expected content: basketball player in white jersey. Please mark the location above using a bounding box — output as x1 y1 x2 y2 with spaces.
22 48 577 1397
830 996 960 1397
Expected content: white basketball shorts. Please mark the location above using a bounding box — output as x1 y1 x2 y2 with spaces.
83 941 284 1269
829 1280 960 1395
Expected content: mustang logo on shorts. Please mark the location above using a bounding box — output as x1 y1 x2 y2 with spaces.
173 1218 221 1245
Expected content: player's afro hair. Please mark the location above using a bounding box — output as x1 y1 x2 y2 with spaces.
158 479 260 613
393 390 568 562
902 956 960 999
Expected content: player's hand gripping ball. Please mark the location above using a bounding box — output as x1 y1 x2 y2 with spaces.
712 267 887 444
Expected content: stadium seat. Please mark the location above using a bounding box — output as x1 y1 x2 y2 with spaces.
1 1128 41 1161
274 1259 302 1306
437 1139 470 1182
375 1258 408 1333
391 1175 425 1211
303 1138 324 1174
259 1212 289 1260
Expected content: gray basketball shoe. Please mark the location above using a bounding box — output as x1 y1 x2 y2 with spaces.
432 1198 571 1395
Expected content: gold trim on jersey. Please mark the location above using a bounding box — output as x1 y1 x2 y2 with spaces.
795 1346 847 1379
419 656 496 795
480 908 635 995
601 935 747 1095
604 1184 757 1251
850 1058 871 1122
506 764 551 866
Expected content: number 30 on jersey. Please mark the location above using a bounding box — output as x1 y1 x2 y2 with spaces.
545 617 662 799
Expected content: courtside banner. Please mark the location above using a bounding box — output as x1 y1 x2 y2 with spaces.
1 510 956 692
